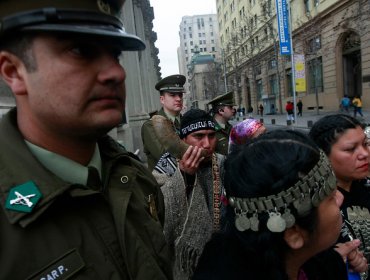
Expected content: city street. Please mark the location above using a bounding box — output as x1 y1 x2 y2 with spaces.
232 109 370 133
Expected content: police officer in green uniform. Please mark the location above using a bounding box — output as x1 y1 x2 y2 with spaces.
208 91 236 155
0 1 172 279
141 74 186 171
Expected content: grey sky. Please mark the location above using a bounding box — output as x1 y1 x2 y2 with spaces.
151 0 217 78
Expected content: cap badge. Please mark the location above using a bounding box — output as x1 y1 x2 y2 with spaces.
97 0 111 15
5 181 42 213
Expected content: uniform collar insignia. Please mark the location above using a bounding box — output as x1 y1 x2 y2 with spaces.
5 181 42 213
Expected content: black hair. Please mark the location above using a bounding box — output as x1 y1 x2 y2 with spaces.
309 114 363 155
194 130 321 280
0 33 37 72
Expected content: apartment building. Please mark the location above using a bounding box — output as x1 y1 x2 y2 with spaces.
178 14 223 108
216 0 370 114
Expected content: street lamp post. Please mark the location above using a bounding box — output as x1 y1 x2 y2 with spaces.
313 37 320 115
314 57 320 115
221 48 228 93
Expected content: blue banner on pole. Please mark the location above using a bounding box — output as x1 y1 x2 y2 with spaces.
275 0 291 55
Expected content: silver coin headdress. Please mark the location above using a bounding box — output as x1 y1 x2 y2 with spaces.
228 150 336 233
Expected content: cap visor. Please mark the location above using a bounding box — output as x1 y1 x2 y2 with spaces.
22 24 146 51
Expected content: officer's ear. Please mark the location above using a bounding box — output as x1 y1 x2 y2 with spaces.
0 51 27 96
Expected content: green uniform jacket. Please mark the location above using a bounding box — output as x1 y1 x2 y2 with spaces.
214 121 232 156
0 110 173 280
141 108 179 171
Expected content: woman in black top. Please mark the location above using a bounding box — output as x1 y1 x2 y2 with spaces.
310 114 369 279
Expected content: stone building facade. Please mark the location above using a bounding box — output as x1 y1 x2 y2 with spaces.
216 0 370 114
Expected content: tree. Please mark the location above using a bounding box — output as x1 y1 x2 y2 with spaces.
221 0 284 113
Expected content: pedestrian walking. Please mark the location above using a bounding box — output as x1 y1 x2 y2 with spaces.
285 101 295 122
352 95 364 118
258 104 264 116
247 106 254 117
340 95 351 113
297 99 303 116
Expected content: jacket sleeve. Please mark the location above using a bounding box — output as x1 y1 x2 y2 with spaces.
158 168 187 251
302 248 348 280
141 120 166 162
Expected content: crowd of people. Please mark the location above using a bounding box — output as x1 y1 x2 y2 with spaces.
1 1 369 279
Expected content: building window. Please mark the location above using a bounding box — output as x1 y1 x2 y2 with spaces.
286 69 293 97
314 0 319 6
307 35 321 53
304 0 310 13
255 64 262 75
190 41 193 46
204 48 207 52
189 27 192 31
190 33 192 38
212 47 215 51
269 74 278 95
307 57 324 93
268 58 277 69
183 34 186 39
256 79 263 99
240 7 245 17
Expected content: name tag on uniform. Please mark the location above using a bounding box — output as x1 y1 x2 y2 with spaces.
27 249 85 280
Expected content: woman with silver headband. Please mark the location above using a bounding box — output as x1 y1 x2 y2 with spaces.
193 130 357 280
310 114 370 279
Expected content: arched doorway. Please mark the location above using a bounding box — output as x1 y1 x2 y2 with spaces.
342 32 362 98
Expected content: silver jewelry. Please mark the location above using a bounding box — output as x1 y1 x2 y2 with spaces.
267 211 286 233
293 194 312 216
282 208 295 228
229 150 336 232
235 211 250 231
250 212 259 231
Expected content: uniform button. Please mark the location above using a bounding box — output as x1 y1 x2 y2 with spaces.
120 176 129 183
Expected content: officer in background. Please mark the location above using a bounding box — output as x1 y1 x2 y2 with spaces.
0 0 172 279
208 91 236 155
141 74 186 170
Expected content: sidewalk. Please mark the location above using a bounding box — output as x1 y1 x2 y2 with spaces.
232 109 370 129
